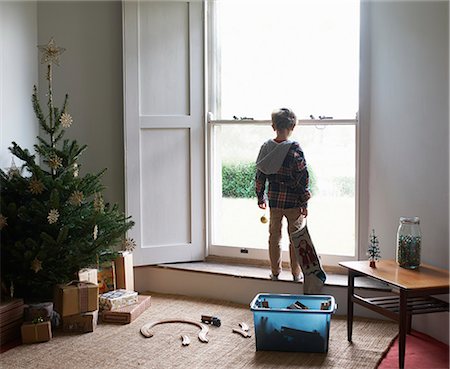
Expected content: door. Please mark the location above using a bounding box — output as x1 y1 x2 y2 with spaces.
123 1 205 266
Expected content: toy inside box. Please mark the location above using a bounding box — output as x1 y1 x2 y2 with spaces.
99 289 138 311
250 293 336 353
54 281 99 317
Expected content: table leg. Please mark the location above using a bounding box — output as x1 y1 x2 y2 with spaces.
399 290 408 369
347 270 355 342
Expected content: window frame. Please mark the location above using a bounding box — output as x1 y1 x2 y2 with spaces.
205 1 361 266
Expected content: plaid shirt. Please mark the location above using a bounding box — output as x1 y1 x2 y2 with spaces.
255 141 311 209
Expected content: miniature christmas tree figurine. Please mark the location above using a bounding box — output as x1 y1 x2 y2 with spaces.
0 39 134 302
367 229 381 268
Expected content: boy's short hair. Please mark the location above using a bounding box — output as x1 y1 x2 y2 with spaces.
271 108 297 130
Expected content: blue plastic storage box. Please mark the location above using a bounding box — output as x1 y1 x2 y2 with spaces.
250 293 336 353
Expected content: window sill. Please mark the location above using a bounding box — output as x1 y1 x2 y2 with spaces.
156 259 391 291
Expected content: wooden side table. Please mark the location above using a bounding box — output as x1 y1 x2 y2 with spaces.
339 260 449 369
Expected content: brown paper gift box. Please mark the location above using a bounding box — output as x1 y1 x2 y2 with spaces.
101 295 151 324
21 321 52 344
115 251 134 291
62 310 98 333
54 281 98 317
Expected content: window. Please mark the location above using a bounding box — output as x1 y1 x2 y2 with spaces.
207 0 360 265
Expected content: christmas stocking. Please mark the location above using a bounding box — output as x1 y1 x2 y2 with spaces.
291 220 326 294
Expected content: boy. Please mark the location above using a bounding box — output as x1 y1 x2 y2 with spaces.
255 108 325 292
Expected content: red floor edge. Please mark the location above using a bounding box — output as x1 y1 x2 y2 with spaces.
378 330 449 369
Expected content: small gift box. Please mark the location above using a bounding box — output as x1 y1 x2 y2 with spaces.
62 310 98 333
101 295 151 324
99 289 138 311
78 268 98 285
114 251 134 291
21 319 52 344
54 281 98 317
98 261 116 294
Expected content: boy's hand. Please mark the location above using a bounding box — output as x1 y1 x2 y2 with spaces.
300 207 308 217
258 203 267 209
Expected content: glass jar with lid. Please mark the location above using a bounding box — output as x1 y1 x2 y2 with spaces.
396 216 421 269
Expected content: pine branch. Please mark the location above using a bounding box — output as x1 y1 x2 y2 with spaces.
32 86 51 134
36 136 52 150
9 142 37 167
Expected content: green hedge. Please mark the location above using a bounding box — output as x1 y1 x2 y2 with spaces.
222 162 256 198
222 162 316 198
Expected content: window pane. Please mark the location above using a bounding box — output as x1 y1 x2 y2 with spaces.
214 0 360 120
211 123 355 256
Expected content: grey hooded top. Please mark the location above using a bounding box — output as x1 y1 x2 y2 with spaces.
256 139 293 174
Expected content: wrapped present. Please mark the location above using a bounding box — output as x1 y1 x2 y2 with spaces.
0 298 24 345
24 302 53 322
78 268 98 285
54 281 98 317
21 320 52 344
101 295 151 324
115 251 134 291
62 310 98 333
99 289 138 311
98 261 116 294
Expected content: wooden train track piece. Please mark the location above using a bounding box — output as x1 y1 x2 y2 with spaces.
181 335 190 346
140 319 209 343
239 322 249 332
232 328 252 338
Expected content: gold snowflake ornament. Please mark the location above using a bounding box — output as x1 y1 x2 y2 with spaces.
48 154 63 170
29 177 45 195
38 38 66 66
0 214 8 230
60 112 73 128
69 190 83 206
7 158 20 179
122 238 136 252
31 257 43 273
47 209 60 224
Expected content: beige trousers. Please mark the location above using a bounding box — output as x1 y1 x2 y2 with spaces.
268 208 303 277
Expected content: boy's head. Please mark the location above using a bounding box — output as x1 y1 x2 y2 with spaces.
271 108 297 131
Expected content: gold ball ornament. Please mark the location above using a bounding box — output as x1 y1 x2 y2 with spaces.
260 215 268 224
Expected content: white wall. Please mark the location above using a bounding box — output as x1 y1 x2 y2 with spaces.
361 1 449 343
37 1 124 207
363 0 449 269
0 1 38 171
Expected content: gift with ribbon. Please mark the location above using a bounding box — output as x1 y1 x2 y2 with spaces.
21 317 52 344
54 281 99 317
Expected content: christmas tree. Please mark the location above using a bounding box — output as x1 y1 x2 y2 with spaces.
0 39 135 302
367 229 381 267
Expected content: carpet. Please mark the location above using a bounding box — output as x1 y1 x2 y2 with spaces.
0 293 398 369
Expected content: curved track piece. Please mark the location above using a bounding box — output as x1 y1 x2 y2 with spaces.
140 319 209 343
181 335 190 346
232 328 252 338
239 322 249 332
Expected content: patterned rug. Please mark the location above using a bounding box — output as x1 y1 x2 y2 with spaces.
0 292 398 369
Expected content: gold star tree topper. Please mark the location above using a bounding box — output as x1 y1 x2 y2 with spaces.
37 38 66 66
